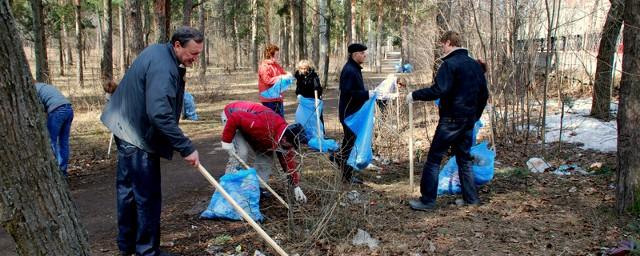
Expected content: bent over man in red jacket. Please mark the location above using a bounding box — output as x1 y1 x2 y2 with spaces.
220 101 307 203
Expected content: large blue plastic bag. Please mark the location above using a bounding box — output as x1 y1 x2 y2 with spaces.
308 137 339 152
260 77 293 99
295 96 325 140
437 141 495 195
201 168 263 222
345 94 377 170
183 92 198 120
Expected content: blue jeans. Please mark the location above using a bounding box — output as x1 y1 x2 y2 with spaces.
262 101 284 117
420 117 479 205
115 138 162 256
47 104 73 176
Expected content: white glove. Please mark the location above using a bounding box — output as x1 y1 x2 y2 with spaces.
368 90 377 98
405 92 414 104
221 141 235 154
297 94 302 101
294 186 307 203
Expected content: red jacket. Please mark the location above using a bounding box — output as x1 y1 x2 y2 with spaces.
221 101 299 185
258 59 287 103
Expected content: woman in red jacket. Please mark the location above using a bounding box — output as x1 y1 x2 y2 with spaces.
258 44 291 117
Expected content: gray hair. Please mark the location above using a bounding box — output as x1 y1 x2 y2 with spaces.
170 26 204 46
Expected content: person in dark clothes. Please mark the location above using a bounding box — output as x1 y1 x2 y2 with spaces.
294 59 325 129
405 31 489 211
101 26 203 256
336 43 376 184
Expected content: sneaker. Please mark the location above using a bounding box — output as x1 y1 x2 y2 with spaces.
409 199 436 211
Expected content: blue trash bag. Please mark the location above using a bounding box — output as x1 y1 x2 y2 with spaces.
395 63 403 73
260 77 294 99
344 94 377 170
472 120 483 145
308 137 339 152
403 63 413 73
437 141 495 195
183 92 198 120
200 168 263 222
295 96 325 140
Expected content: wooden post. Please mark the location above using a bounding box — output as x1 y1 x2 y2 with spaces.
230 151 290 209
408 102 414 192
314 90 323 151
196 164 288 256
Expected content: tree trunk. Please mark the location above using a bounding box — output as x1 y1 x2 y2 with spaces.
591 0 624 120
57 29 65 76
142 0 151 45
350 0 356 42
250 0 258 72
119 4 127 73
318 0 330 87
297 0 306 59
282 14 290 67
74 0 83 87
400 0 409 65
311 0 319 68
232 1 240 70
182 0 192 26
0 1 91 253
62 9 73 65
101 0 113 86
198 0 206 79
30 0 50 83
96 8 103 50
289 0 297 63
154 0 170 43
616 0 640 214
344 0 352 47
265 0 271 44
375 0 382 73
126 0 144 60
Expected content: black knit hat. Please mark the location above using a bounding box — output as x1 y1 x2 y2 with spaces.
348 43 368 53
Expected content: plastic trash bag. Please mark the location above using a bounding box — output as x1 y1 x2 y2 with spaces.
403 63 413 73
345 94 377 170
201 168 263 222
308 137 339 152
260 77 293 99
295 96 325 140
437 141 495 195
183 92 198 120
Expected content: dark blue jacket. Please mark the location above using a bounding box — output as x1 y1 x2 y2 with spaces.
411 48 488 120
101 43 194 159
339 57 370 122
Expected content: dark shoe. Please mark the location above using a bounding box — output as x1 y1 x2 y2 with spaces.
409 199 436 211
343 176 363 184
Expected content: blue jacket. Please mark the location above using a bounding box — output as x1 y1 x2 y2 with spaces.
100 43 194 159
411 48 488 120
338 57 370 122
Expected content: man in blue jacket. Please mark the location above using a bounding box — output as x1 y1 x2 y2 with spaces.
101 26 203 256
336 43 376 184
405 31 489 211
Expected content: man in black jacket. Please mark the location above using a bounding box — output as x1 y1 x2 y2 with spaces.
101 26 203 256
405 31 489 211
336 43 376 184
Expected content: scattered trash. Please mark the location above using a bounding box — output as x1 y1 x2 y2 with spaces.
455 199 464 206
346 190 362 204
604 240 637 256
352 229 379 250
365 163 382 171
253 250 266 256
553 164 588 175
526 158 551 173
568 187 577 193
205 244 223 255
590 162 603 170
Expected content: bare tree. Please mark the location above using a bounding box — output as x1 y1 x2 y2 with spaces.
29 0 50 83
183 0 193 26
74 0 83 87
119 4 126 73
126 0 144 60
318 0 330 87
154 0 171 43
375 0 382 73
400 0 409 65
250 0 258 72
311 0 319 67
591 0 624 120
344 0 352 47
616 0 640 214
101 0 113 87
198 0 206 79
265 0 271 44
0 0 91 253
297 0 306 59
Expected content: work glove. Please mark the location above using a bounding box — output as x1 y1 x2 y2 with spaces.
297 94 302 101
368 90 377 98
221 141 235 154
405 92 414 104
294 186 307 203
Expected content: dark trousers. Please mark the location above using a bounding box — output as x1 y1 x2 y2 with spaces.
262 101 285 117
338 122 357 180
420 117 479 205
115 138 162 256
46 104 73 176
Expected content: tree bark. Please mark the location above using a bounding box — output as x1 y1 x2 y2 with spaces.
154 0 170 43
265 0 271 44
318 0 330 87
30 0 50 83
350 0 356 42
0 0 91 253
74 0 83 87
375 0 382 73
198 0 206 79
142 0 151 45
182 0 192 26
57 29 65 76
119 4 127 73
250 0 258 72
344 0 352 47
311 0 320 68
101 0 113 87
297 0 306 59
400 0 409 65
232 0 240 69
282 13 290 67
126 0 144 60
289 0 297 63
591 0 624 120
616 0 640 214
